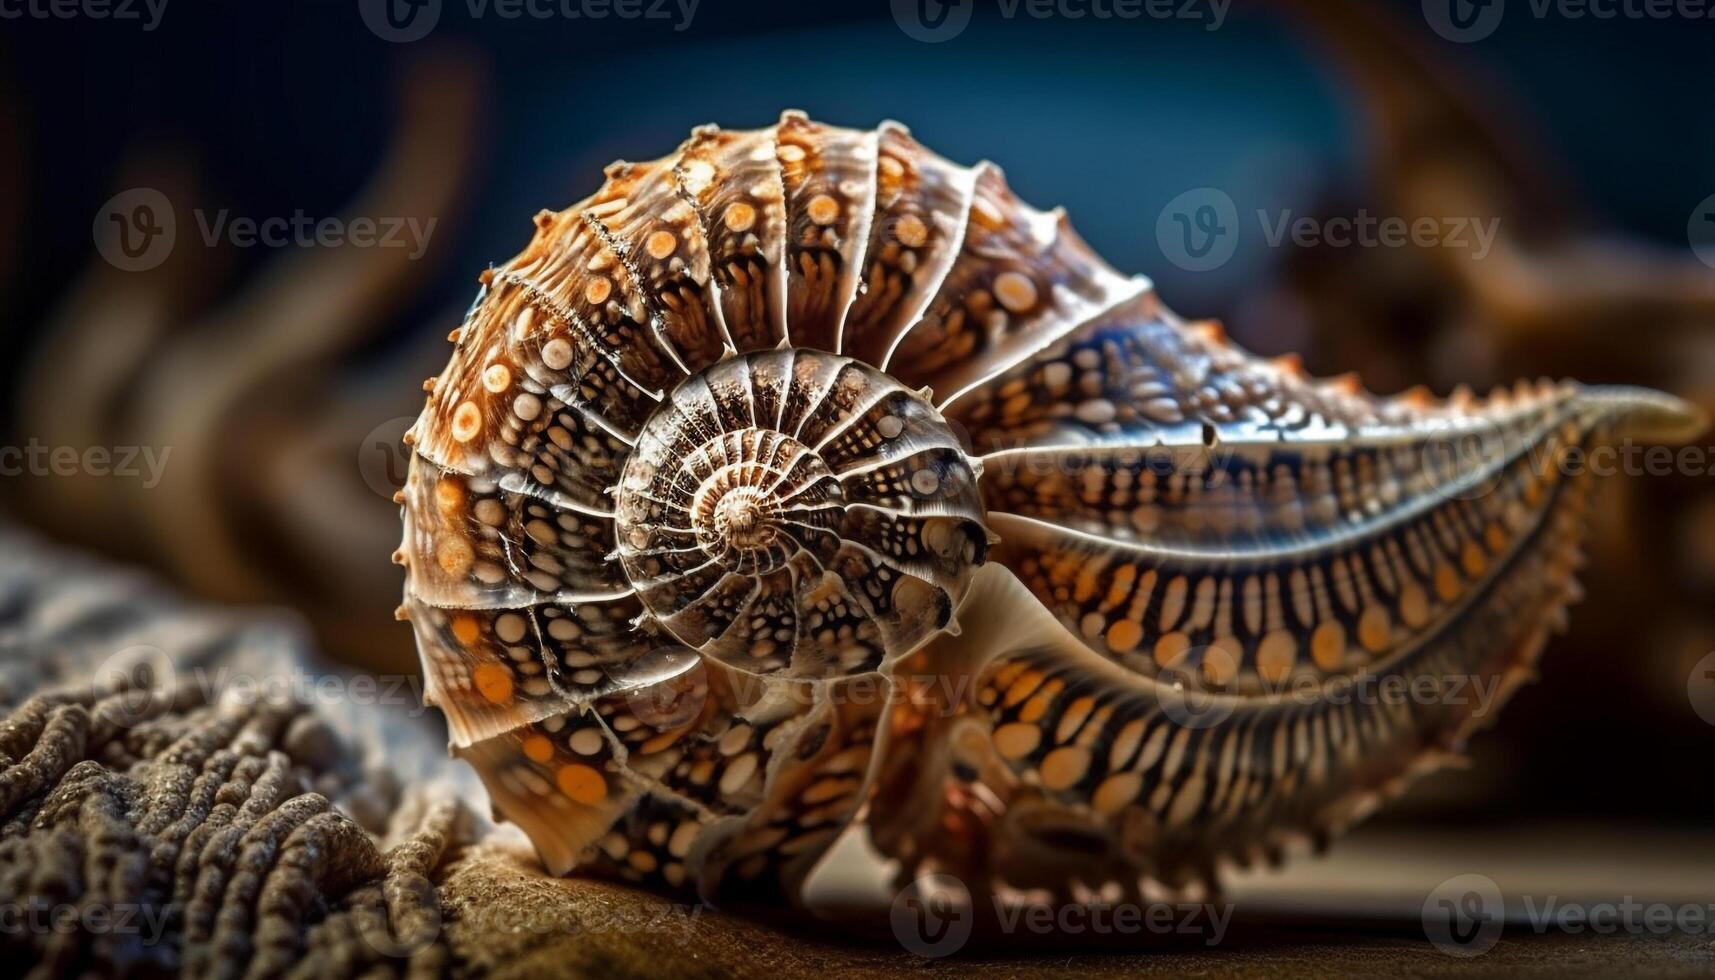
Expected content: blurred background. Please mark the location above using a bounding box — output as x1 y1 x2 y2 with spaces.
2 0 1711 838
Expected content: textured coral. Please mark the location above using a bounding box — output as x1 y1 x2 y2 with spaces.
0 529 470 979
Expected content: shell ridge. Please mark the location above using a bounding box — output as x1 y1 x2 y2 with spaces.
551 394 640 446
669 144 740 358
584 143 737 373
773 113 881 354
878 159 995 375
486 469 616 517
843 122 980 371
400 597 574 747
901 195 1140 405
829 127 883 358
936 274 1154 413
672 125 790 353
731 354 759 427
979 398 1565 567
771 348 796 432
785 352 848 441
766 121 795 349
807 384 901 454
581 209 696 377
489 268 666 401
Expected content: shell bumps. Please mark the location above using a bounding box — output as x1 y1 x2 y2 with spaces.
396 111 1703 915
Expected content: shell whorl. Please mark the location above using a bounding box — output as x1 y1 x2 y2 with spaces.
614 349 986 673
397 110 1703 915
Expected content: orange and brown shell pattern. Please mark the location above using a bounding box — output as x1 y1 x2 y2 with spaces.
395 111 1704 916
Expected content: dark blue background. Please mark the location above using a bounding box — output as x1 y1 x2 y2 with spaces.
3 0 1709 356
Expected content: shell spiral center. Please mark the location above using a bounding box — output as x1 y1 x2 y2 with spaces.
611 349 990 675
679 429 839 575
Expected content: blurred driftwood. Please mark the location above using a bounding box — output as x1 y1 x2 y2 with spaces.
6 50 486 678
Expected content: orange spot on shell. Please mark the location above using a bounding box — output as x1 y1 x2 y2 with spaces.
993 271 1038 313
1462 540 1489 577
893 213 928 248
1039 746 1092 791
993 722 1040 760
1106 619 1144 654
1154 631 1191 668
541 337 574 371
1003 670 1043 707
473 664 514 705
1072 563 1100 603
434 477 464 514
1256 631 1297 684
723 202 756 232
1311 621 1345 670
451 402 483 443
1399 583 1431 629
1435 563 1462 602
450 614 481 646
806 194 840 225
585 277 612 306
645 229 678 259
1200 640 1239 686
556 763 608 805
1018 680 1061 724
1358 606 1392 653
436 538 474 577
1092 772 1142 816
523 734 554 763
1485 522 1509 553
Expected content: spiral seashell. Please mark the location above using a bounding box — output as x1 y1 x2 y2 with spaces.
397 111 1704 915
613 349 988 676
